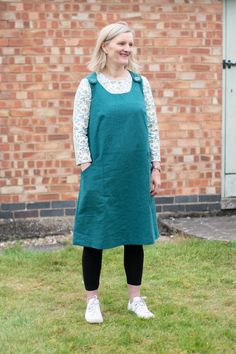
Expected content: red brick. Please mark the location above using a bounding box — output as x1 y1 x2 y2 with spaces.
0 0 223 203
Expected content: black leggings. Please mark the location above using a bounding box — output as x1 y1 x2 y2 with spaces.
82 245 144 291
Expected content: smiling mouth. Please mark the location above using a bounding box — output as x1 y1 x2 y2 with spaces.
120 53 129 57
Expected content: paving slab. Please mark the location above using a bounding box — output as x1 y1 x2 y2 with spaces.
161 214 236 242
0 234 171 254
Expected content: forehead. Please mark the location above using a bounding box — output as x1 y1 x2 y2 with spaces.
112 32 134 42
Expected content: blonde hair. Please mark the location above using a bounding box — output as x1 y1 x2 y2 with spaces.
87 21 141 73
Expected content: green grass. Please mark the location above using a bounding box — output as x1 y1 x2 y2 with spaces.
0 236 235 354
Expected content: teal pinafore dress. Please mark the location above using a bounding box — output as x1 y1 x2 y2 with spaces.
73 70 159 249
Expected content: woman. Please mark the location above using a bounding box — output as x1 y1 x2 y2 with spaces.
72 22 161 323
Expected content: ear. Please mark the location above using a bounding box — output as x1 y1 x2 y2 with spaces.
101 42 108 55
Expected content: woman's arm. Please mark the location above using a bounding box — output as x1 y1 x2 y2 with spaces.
72 78 92 166
141 75 161 168
142 75 161 195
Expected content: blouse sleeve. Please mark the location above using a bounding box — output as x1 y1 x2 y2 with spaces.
141 75 161 162
72 78 92 165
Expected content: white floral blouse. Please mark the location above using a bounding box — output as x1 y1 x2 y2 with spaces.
72 71 161 165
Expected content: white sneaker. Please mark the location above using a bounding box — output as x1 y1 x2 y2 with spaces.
85 295 103 324
128 296 155 319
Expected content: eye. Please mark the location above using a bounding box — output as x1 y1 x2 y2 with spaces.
118 42 134 47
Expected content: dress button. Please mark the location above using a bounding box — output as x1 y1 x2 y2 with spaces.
134 76 140 82
90 78 97 84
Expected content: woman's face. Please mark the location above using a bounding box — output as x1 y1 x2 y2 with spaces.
102 32 134 68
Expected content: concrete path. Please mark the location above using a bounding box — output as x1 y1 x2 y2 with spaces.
0 235 172 255
1 214 236 253
161 214 236 242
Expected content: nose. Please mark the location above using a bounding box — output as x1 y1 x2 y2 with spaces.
124 44 131 52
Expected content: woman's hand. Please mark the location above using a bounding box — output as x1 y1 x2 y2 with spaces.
80 162 91 172
150 169 161 196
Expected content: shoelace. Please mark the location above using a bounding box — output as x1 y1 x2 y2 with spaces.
133 296 147 304
133 296 150 313
87 297 100 313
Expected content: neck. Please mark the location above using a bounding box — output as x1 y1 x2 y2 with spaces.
101 64 128 79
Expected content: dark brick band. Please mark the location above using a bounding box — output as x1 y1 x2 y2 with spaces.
0 195 221 220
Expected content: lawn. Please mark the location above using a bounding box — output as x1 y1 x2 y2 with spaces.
0 236 235 354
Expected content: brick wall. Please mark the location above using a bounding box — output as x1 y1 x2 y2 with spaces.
0 0 222 217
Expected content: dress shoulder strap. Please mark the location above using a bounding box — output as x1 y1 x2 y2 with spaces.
86 72 98 85
129 70 144 95
129 70 142 84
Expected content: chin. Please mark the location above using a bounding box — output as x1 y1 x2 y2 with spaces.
119 59 129 64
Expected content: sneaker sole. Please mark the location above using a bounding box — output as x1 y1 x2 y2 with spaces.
85 317 104 324
128 308 155 319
